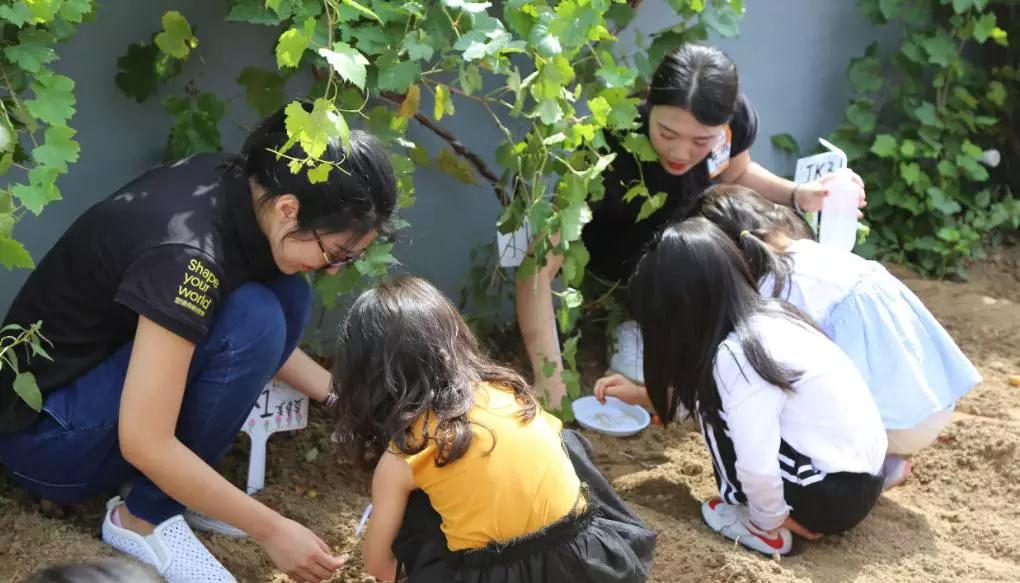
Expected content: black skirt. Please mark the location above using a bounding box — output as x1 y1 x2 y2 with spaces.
392 429 657 583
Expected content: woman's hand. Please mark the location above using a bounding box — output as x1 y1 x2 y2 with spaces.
258 516 343 582
593 374 650 408
795 168 867 214
781 516 822 541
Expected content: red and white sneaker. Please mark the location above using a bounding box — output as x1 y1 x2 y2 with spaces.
700 497 793 556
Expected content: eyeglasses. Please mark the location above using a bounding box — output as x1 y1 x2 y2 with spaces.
314 232 363 269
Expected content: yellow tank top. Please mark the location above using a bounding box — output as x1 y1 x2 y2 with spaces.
401 383 583 550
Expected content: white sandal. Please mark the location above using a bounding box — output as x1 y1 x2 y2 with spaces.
101 497 237 583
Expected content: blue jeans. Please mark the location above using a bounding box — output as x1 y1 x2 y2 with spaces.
0 275 311 524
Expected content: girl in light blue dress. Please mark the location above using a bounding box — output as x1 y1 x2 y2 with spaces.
693 185 981 487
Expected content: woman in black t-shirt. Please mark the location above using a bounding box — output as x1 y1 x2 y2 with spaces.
517 44 867 407
0 103 396 582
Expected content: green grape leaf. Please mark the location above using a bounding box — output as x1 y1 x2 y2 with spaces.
0 237 34 270
0 152 14 176
559 202 592 242
32 124 79 171
0 3 35 27
154 11 196 60
404 30 434 61
319 42 369 89
276 19 314 68
284 98 347 160
4 28 57 73
913 102 940 127
12 165 61 215
436 148 476 184
921 31 956 67
899 162 921 187
307 163 332 184
622 133 659 162
236 67 287 117
637 192 667 222
115 42 162 103
847 52 883 93
164 92 226 161
986 81 1006 106
433 84 454 121
376 59 420 93
870 134 897 158
927 187 961 215
397 84 421 118
703 4 742 38
13 371 42 411
26 72 76 125
770 133 800 154
226 0 285 24
846 103 877 133
342 0 383 23
59 0 93 22
972 13 997 43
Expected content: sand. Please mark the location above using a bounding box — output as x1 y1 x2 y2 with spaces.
1 247 1018 583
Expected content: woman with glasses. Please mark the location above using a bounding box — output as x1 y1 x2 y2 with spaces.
0 101 397 583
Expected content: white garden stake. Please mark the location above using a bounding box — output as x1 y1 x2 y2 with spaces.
243 378 310 494
496 219 532 268
795 138 858 251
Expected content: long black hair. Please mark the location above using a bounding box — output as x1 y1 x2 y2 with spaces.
332 276 536 469
237 100 397 239
628 218 816 426
649 44 739 126
693 185 814 299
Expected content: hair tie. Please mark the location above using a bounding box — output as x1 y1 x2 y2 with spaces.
739 230 751 239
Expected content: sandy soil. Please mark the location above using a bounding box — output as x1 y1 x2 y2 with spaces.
1 248 1018 583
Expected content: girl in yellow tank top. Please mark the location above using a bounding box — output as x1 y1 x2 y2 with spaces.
330 276 655 583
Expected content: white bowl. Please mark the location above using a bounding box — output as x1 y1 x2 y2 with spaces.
572 396 651 437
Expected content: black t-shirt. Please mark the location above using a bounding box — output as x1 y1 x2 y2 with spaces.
1 153 281 433
582 94 759 282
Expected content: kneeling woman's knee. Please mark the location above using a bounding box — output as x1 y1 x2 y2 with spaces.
214 283 288 365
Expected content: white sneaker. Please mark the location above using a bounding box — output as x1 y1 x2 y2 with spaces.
701 497 793 556
101 497 237 582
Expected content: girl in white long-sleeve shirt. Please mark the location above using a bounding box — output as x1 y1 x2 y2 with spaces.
602 217 886 556
694 185 980 488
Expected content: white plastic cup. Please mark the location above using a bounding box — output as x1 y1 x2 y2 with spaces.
818 171 860 252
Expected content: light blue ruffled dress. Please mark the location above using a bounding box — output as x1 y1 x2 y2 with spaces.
764 240 981 430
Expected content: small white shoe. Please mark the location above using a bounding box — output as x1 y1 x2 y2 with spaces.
101 497 237 582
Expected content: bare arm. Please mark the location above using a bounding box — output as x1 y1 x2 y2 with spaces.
720 151 866 213
362 452 416 581
515 242 567 410
719 152 798 206
276 348 332 402
119 317 341 581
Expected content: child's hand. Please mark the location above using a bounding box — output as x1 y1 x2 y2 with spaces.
593 374 650 408
259 516 343 582
781 516 822 540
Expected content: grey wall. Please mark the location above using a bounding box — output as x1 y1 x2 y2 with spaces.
1 1 897 329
